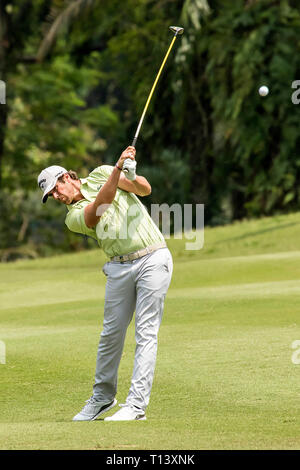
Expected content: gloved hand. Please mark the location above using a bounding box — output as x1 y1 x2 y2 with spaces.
122 158 137 181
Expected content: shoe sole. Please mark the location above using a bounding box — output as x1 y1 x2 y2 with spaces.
91 398 118 421
137 416 147 421
104 414 147 422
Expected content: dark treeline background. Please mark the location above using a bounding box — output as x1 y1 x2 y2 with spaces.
1 0 300 261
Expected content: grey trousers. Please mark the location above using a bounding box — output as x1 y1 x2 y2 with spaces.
92 247 173 412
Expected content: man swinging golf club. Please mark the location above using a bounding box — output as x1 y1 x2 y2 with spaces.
37 25 183 421
37 147 173 421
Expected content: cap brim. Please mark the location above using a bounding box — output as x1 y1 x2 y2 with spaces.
41 180 56 204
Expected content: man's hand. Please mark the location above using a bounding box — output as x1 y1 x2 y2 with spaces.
116 146 136 169
117 146 137 180
123 159 137 181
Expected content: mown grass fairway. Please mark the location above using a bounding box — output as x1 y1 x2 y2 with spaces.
1 212 300 449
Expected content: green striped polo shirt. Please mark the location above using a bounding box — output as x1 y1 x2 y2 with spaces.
65 165 165 258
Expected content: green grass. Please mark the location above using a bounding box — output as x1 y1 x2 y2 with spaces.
1 212 300 449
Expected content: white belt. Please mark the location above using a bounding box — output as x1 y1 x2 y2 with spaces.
110 242 167 263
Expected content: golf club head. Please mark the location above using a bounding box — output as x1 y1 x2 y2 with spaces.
169 26 184 36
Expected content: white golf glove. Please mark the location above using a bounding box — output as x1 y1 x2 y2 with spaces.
122 158 137 181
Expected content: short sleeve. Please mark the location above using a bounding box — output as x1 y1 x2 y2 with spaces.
98 165 114 179
86 165 114 185
65 204 97 239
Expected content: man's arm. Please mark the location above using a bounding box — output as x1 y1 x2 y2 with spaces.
118 172 151 197
84 146 136 228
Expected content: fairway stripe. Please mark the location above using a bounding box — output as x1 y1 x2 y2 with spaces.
168 279 300 299
0 327 79 339
178 250 300 266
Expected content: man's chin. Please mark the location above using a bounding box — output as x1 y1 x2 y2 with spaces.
59 197 70 205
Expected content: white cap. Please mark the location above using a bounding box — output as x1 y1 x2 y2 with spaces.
37 165 68 203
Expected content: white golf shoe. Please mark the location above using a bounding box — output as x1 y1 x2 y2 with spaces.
104 403 146 421
72 397 117 421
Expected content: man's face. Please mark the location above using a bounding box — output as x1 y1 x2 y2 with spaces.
48 176 74 205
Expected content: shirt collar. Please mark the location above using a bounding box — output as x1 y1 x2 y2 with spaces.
66 179 92 210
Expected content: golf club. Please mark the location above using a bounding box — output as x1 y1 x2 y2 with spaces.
123 25 184 173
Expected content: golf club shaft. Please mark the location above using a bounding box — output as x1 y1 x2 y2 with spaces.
131 34 178 149
123 26 184 173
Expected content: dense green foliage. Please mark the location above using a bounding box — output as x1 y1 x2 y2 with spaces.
1 0 300 260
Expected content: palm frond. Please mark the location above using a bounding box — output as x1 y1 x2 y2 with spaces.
36 0 97 62
181 0 210 30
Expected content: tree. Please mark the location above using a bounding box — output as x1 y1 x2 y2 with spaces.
204 0 300 218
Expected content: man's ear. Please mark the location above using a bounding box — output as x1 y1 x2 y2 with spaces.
62 173 70 183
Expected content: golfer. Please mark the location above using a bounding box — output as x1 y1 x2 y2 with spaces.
37 146 173 421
